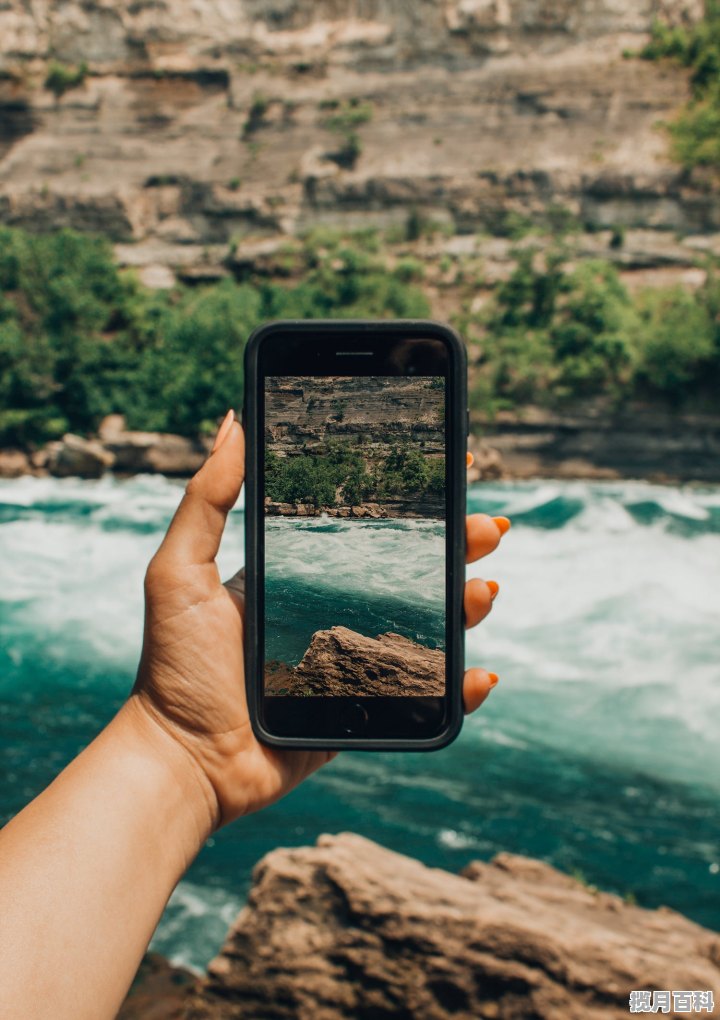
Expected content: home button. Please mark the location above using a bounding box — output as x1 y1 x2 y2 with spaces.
340 702 369 736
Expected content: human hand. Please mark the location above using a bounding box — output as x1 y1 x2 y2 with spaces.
130 413 509 831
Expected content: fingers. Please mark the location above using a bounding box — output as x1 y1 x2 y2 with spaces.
157 412 245 569
463 668 499 714
466 513 510 564
464 576 498 628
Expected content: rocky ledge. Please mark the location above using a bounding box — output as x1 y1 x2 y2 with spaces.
265 496 445 519
0 415 210 480
265 626 445 696
120 833 720 1019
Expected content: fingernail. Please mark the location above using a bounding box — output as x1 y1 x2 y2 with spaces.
212 409 235 452
487 580 499 600
488 672 499 688
493 516 511 535
466 452 474 468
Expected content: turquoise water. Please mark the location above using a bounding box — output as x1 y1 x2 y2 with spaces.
1 475 719 972
265 516 446 665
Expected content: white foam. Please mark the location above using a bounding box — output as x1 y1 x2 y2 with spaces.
466 481 720 790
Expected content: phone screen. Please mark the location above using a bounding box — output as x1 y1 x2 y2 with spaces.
263 372 447 701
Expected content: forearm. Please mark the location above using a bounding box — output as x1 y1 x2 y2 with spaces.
0 695 216 1020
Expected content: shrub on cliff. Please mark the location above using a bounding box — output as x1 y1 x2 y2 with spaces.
466 248 720 411
469 250 640 409
639 2 720 171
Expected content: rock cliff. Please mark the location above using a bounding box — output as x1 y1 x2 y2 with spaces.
266 626 445 696
119 833 720 1019
266 375 445 458
0 0 712 284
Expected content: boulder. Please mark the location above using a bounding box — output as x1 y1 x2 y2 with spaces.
98 414 127 441
117 953 199 1020
47 433 115 479
266 626 445 696
104 431 207 475
189 833 720 1020
0 449 29 478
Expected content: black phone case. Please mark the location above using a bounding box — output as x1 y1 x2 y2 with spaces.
243 319 467 751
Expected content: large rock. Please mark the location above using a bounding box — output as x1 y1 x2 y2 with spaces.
117 954 199 1020
105 430 208 475
46 433 115 479
0 449 30 478
174 833 720 1019
266 626 445 696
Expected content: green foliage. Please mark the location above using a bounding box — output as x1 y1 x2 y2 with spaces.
243 92 269 138
384 445 430 493
320 98 373 134
327 131 362 169
668 85 720 168
393 257 425 283
0 227 429 446
2 225 717 450
44 61 88 99
468 248 720 410
265 441 443 508
319 98 372 170
634 285 716 393
610 225 625 249
639 3 720 171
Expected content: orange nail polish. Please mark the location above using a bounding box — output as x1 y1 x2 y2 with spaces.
487 580 499 599
488 672 499 687
493 516 511 535
212 409 235 452
466 452 474 468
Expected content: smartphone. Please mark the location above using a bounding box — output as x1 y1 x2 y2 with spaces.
243 319 467 751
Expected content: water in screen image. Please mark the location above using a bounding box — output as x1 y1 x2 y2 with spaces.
263 375 446 697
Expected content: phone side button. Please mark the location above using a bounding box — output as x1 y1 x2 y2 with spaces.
340 702 369 736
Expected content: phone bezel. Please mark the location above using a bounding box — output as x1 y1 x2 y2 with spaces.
243 319 467 751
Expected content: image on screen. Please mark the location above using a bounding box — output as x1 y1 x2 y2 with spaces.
263 375 446 697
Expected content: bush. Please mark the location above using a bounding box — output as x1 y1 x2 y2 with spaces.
635 286 716 393
44 61 88 99
467 248 720 409
639 3 720 171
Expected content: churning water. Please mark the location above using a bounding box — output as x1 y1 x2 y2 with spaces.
1 475 718 971
265 515 446 665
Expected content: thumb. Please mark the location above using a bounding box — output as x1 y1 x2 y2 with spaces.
158 412 245 568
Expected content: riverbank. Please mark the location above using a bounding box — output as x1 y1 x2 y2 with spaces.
3 405 720 485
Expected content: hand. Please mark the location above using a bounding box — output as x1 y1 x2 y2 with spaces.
130 413 509 830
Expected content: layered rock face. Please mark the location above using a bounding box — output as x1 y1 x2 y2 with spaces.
266 375 445 457
121 833 720 1019
266 626 445 695
0 0 710 276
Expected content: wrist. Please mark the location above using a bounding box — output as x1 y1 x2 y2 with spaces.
116 695 219 855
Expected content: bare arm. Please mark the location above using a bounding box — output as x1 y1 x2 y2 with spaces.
0 698 213 1018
